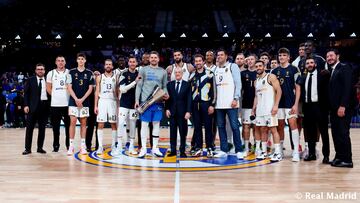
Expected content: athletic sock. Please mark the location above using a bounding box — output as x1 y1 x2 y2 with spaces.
97 129 103 148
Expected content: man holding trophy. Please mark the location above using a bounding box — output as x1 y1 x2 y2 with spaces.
135 51 169 158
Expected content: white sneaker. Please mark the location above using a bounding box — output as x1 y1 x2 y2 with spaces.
214 151 228 158
80 146 87 155
152 148 163 157
255 149 262 157
193 149 202 157
128 145 138 155
243 150 249 158
67 146 74 156
236 152 244 160
271 153 283 162
256 152 267 160
138 148 147 158
96 147 104 155
292 152 300 162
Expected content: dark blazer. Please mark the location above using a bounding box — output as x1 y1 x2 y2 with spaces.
299 69 330 110
24 76 49 113
165 80 192 116
328 63 355 110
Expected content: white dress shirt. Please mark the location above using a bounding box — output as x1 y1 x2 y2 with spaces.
305 69 318 103
37 76 48 101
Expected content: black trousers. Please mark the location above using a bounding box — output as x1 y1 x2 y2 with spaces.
330 108 353 162
50 107 70 150
303 102 330 157
24 101 48 151
192 102 214 149
169 114 188 153
86 109 98 150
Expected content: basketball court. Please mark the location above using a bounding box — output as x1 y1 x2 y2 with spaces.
0 127 358 202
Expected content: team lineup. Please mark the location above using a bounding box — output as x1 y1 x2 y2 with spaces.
23 43 355 168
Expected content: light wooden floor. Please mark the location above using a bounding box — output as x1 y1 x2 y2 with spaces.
0 127 359 203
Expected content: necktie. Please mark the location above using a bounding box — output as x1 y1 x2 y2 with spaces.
39 78 43 99
307 73 313 103
175 81 180 94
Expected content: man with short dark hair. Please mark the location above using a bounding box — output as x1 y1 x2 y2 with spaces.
327 49 355 168
23 63 50 155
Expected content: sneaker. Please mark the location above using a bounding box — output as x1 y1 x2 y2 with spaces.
138 148 147 158
255 149 262 157
67 146 74 156
243 150 249 158
256 152 267 160
270 153 283 162
193 149 202 157
236 152 244 160
206 148 214 158
152 148 163 157
292 152 300 162
96 147 104 155
112 147 121 156
214 151 228 158
129 145 138 155
80 146 87 155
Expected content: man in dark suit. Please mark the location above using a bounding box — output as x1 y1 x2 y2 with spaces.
165 67 192 157
22 63 50 155
300 57 330 163
327 49 355 168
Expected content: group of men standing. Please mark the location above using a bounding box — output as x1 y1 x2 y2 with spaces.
22 45 355 168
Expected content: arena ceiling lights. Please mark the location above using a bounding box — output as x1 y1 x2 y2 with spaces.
5 32 358 41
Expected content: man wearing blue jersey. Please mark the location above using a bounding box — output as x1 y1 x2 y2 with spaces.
272 48 301 162
66 53 95 155
241 54 257 157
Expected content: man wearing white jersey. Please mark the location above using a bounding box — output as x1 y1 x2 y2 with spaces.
166 50 195 82
213 49 244 159
46 55 70 152
94 59 118 155
252 60 283 161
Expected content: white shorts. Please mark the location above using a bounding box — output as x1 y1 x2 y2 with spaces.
69 106 90 118
241 108 255 124
277 108 297 120
96 99 117 123
255 115 278 127
118 107 138 121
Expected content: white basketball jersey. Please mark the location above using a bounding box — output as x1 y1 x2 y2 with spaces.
255 73 275 116
214 63 236 109
99 73 117 100
171 63 190 81
46 69 70 107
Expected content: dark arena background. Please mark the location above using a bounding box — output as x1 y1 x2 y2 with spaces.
0 0 360 202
